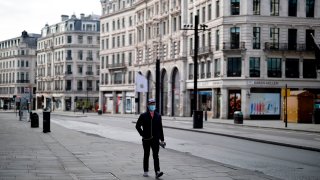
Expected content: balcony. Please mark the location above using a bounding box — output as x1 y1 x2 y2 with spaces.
16 80 30 83
264 43 314 51
65 71 72 75
86 71 94 75
190 46 212 56
86 87 93 91
77 88 83 91
66 56 72 60
86 57 93 61
223 42 246 50
107 62 126 70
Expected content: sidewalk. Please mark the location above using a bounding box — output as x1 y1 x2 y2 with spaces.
0 113 278 180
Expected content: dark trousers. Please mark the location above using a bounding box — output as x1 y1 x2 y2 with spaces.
142 139 160 172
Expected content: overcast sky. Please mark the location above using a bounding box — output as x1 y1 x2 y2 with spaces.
0 0 101 41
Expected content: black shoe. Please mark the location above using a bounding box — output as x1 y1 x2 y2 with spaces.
156 171 163 179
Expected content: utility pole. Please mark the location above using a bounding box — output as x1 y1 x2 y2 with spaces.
181 15 208 128
155 58 160 113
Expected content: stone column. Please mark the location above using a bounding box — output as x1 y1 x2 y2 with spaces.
167 80 173 116
99 90 103 112
62 96 66 111
241 88 250 119
112 91 116 114
122 91 126 114
220 88 228 119
211 88 216 118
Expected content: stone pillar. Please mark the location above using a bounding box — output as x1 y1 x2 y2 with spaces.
241 88 250 119
112 91 116 114
211 88 216 118
62 96 66 111
99 91 103 112
168 80 173 116
122 91 126 114
299 57 303 78
220 88 228 119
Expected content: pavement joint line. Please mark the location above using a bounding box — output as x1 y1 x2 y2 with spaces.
131 121 320 153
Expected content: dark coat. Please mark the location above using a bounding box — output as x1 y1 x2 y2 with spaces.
136 111 164 141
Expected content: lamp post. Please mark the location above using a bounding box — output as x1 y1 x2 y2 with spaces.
181 15 208 128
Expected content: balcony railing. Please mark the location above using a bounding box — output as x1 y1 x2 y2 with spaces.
65 71 72 75
264 42 311 51
86 87 93 91
86 71 94 75
86 57 93 61
66 56 72 60
107 62 126 69
223 42 245 50
190 46 212 56
16 80 30 83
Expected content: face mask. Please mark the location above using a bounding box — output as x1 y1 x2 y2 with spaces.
148 105 156 111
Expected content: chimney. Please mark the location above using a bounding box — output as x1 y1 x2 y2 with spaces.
80 13 85 19
61 15 69 21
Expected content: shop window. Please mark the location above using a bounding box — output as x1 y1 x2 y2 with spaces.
267 58 282 78
285 59 299 78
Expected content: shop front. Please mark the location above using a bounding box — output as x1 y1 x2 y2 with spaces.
249 88 281 120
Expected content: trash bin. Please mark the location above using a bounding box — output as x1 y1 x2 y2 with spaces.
31 113 39 128
193 110 203 128
43 111 51 133
98 109 102 115
313 109 320 124
234 111 243 124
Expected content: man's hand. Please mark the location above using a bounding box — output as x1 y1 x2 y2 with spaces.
159 141 166 148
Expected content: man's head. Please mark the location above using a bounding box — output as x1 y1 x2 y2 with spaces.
148 98 156 112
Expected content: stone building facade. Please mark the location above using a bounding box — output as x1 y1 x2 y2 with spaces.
0 31 40 110
100 0 320 119
36 14 101 112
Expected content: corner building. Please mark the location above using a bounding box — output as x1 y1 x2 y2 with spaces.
100 0 320 119
0 31 40 110
36 14 100 112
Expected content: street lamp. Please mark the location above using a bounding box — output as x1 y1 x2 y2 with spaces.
181 15 208 128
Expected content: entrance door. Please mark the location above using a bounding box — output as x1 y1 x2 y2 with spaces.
228 90 241 119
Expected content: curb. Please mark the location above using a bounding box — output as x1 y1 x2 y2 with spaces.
132 121 320 153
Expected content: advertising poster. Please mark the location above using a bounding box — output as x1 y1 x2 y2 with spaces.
250 93 280 115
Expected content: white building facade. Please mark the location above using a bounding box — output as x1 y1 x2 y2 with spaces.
100 0 320 119
36 14 101 112
0 31 40 110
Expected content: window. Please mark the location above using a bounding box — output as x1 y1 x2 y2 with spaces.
303 59 317 78
286 59 299 78
67 50 72 60
114 72 123 84
253 0 260 15
128 52 132 66
227 57 241 77
87 36 93 44
189 63 194 79
78 65 83 74
230 27 240 49
202 7 206 22
87 50 93 60
216 0 220 17
201 62 205 78
67 65 72 73
268 58 282 77
253 27 260 49
101 56 104 69
216 30 220 50
306 0 315 17
66 80 72 91
78 50 83 60
231 0 240 15
306 29 315 50
122 18 125 28
249 57 260 77
67 36 72 43
208 4 212 20
106 22 109 32
288 29 297 50
117 36 120 47
207 61 212 78
77 80 83 91
173 17 177 32
122 35 125 46
129 16 133 26
129 34 132 45
288 0 297 16
101 39 105 49
208 32 211 47
78 35 83 44
190 12 193 24
270 28 279 49
270 0 279 16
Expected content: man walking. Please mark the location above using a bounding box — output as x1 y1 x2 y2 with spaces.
136 98 165 178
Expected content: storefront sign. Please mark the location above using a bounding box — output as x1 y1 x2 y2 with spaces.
248 80 279 86
250 93 280 115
